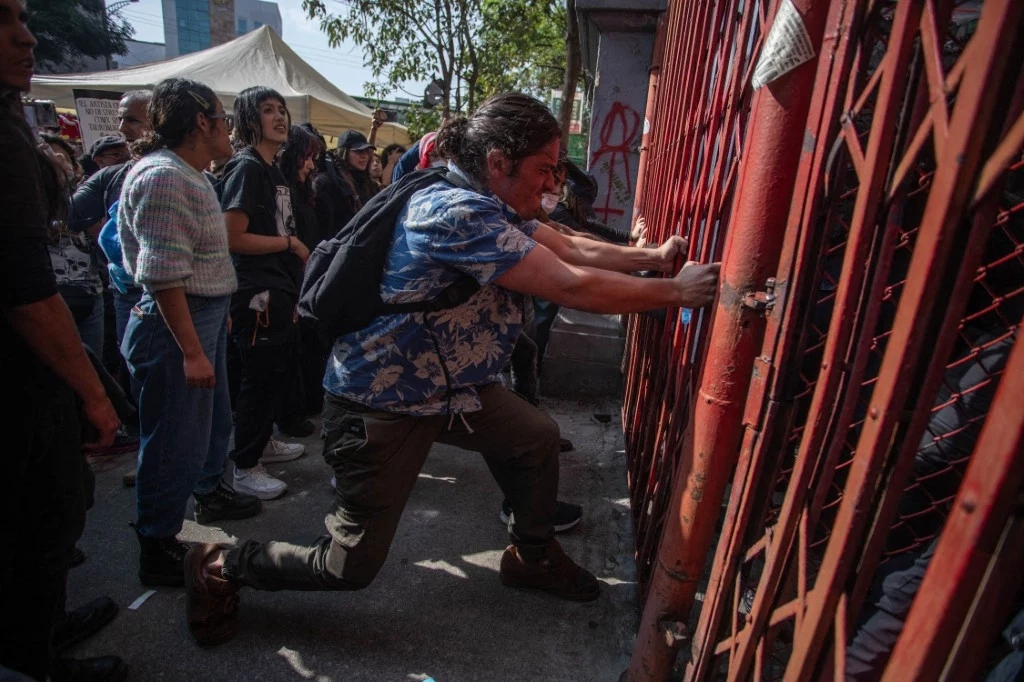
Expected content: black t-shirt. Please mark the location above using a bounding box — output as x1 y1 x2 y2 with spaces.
0 104 63 389
217 148 303 297
68 162 131 233
290 182 321 250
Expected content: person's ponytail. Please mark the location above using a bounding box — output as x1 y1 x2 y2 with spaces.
131 131 164 157
435 116 468 163
435 94 561 183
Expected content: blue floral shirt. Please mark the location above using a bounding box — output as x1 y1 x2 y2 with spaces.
323 163 538 415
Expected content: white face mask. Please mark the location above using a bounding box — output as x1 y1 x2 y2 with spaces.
541 193 560 213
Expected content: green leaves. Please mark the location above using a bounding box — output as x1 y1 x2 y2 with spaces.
302 0 568 118
29 0 134 71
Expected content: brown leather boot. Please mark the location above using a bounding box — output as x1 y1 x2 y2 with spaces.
185 543 239 646
499 540 600 602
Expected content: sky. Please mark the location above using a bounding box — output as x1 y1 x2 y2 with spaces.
117 0 428 101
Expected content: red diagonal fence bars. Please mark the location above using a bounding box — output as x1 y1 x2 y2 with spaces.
620 0 1024 679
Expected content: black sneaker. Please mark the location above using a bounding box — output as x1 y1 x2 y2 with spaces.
53 596 119 653
277 417 315 438
499 499 583 533
51 655 127 682
194 483 262 524
135 528 189 587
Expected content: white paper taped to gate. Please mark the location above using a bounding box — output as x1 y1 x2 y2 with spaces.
751 0 816 90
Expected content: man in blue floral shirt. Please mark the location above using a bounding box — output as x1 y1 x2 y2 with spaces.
185 94 720 645
324 162 546 415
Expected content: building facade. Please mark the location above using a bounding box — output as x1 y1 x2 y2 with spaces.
162 0 281 57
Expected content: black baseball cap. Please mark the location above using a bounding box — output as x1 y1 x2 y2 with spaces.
89 135 128 157
336 130 374 151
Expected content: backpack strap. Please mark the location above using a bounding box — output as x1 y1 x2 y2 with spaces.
378 167 481 315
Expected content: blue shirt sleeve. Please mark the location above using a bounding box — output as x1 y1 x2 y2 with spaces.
412 190 536 285
392 141 421 184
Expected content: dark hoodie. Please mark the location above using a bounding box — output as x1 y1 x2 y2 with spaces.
312 150 378 237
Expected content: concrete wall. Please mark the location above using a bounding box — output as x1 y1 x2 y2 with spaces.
586 32 654 234
161 0 180 57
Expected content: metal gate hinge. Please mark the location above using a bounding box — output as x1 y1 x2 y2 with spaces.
743 277 777 312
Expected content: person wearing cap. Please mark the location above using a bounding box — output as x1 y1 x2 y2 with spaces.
532 159 632 376
69 90 154 485
88 135 130 170
312 129 379 239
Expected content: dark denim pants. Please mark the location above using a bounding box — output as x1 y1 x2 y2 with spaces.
122 293 232 539
224 383 560 591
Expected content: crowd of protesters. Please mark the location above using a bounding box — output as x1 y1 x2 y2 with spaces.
0 3 722 679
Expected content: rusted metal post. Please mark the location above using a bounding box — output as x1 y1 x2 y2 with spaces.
624 1 830 678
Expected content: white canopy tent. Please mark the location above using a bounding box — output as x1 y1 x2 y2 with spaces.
30 26 410 146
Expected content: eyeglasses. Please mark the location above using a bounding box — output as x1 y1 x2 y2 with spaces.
206 112 234 132
188 90 233 131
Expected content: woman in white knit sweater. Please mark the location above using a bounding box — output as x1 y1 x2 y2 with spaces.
118 78 262 589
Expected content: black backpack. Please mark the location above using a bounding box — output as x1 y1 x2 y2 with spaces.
298 167 480 340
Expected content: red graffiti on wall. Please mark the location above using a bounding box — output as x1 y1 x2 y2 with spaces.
589 101 642 222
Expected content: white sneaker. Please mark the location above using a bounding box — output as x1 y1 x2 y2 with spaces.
232 463 287 500
261 438 305 463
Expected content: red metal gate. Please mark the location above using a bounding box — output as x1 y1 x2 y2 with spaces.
621 0 1024 679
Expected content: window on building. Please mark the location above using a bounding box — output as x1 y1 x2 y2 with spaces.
175 0 210 55
237 18 248 34
254 21 262 28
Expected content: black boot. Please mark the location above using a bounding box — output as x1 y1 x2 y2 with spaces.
135 528 188 587
193 482 262 524
53 596 119 653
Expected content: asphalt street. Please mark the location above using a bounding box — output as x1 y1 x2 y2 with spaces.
67 397 638 682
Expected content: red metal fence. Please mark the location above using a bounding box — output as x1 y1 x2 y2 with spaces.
621 0 1024 679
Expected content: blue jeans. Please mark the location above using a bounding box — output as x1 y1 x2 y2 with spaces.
122 293 232 539
113 286 143 347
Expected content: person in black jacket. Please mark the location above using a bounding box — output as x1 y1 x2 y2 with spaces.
277 124 329 417
532 159 630 373
68 89 152 479
69 90 153 367
278 124 324 249
0 3 124 678
311 129 379 238
217 86 310 502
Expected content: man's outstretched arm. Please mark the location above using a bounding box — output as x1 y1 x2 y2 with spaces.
495 242 719 314
531 221 687 275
